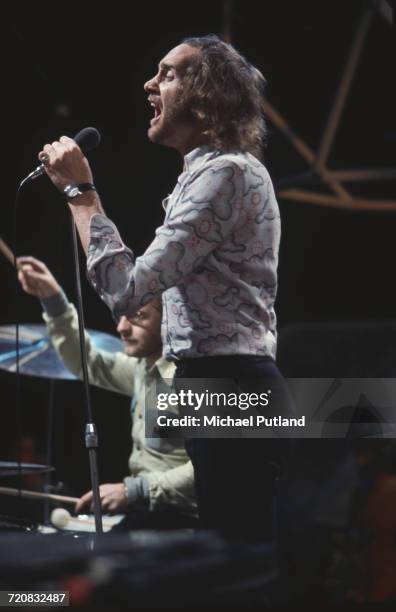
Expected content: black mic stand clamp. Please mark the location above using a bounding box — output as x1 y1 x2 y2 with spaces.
85 423 103 533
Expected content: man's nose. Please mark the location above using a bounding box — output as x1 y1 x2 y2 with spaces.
144 74 159 93
117 316 130 335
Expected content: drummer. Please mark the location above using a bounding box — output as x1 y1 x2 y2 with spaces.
17 256 197 530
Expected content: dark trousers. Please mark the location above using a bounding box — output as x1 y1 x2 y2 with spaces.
175 355 292 541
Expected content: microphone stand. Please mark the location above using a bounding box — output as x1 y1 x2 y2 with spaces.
17 125 103 534
69 213 103 534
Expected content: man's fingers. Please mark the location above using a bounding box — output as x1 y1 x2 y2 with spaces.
75 490 93 514
19 269 39 284
60 136 73 144
17 264 33 276
89 498 109 513
76 485 125 514
52 141 66 154
53 139 80 156
21 269 46 281
42 143 56 163
18 271 30 292
17 256 45 270
18 266 39 290
17 256 36 264
41 139 83 170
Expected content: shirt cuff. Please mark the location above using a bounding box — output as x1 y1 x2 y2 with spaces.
123 475 150 508
87 214 128 267
40 289 69 318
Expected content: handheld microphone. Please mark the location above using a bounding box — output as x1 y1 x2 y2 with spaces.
21 127 101 185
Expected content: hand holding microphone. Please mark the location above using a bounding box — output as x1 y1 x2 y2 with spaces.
20 127 103 252
22 127 101 205
40 136 93 191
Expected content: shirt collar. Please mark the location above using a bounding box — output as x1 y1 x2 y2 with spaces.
143 356 175 381
183 145 219 174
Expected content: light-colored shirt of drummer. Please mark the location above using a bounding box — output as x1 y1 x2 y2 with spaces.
42 295 196 516
87 145 281 360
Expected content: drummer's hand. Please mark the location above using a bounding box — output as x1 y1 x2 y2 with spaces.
75 483 128 514
17 256 61 300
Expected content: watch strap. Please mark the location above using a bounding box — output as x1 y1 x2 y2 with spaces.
64 183 97 200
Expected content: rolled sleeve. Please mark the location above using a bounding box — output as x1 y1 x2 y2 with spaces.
123 475 150 508
144 460 197 516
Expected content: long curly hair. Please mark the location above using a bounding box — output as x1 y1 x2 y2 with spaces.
181 34 267 159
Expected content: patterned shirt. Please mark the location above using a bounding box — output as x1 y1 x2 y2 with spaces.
87 145 281 360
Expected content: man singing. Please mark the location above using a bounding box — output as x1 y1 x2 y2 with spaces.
34 35 289 539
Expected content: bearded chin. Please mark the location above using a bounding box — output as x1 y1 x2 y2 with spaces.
149 103 196 145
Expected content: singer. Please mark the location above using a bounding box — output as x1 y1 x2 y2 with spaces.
37 35 291 540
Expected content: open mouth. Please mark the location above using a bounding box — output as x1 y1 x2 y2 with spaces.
149 99 162 125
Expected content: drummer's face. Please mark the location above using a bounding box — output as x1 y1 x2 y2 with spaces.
116 302 162 359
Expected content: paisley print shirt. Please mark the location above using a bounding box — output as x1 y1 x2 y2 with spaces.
87 145 281 360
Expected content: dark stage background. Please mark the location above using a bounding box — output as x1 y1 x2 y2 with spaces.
1 1 394 498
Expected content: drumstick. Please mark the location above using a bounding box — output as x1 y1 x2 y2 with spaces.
0 485 79 505
0 237 16 267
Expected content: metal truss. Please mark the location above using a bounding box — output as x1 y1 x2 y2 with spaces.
223 0 394 211
265 1 395 211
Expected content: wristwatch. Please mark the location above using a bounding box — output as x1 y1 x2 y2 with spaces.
63 183 97 201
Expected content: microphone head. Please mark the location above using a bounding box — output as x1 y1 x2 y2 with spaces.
50 507 70 529
74 127 101 153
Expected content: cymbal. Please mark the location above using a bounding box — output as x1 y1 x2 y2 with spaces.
0 324 123 380
0 462 54 477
